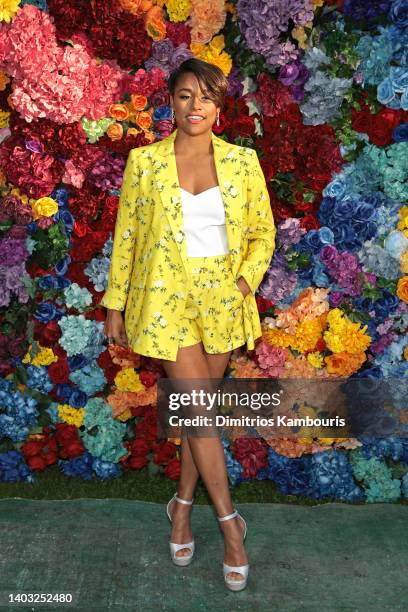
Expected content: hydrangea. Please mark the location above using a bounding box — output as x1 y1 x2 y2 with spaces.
58 315 105 358
356 27 394 86
63 283 93 311
25 364 54 394
82 398 127 463
80 118 116 144
300 47 353 125
0 380 38 442
349 448 401 502
236 0 314 67
84 257 111 292
357 240 401 279
69 361 107 395
0 450 34 483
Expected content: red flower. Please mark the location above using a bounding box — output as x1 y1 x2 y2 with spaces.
153 440 177 465
48 358 70 384
352 102 408 146
139 370 158 387
256 295 274 313
34 320 61 346
164 457 181 480
233 438 268 479
129 455 148 469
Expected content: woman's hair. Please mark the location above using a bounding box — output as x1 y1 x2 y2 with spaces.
167 58 228 111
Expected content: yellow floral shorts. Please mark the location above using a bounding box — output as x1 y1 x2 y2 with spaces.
178 253 247 354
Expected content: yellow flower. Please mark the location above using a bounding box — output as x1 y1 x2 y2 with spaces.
190 35 232 76
0 0 20 23
10 187 29 204
0 110 10 128
400 248 408 273
117 408 133 422
324 309 371 354
292 26 307 48
23 346 58 367
114 368 144 392
312 0 324 6
31 197 58 220
262 327 292 348
404 346 408 360
397 205 408 232
58 404 85 427
165 0 191 22
307 352 324 369
291 318 323 353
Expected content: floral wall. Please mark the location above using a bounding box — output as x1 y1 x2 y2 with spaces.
1 0 408 502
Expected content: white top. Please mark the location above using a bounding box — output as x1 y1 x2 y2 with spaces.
181 186 229 256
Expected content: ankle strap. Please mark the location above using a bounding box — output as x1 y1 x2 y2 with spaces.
174 494 193 505
218 509 238 522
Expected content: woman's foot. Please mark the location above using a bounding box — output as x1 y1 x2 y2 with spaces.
168 496 194 558
219 514 248 581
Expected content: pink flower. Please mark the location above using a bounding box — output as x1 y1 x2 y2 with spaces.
63 160 85 189
255 341 288 377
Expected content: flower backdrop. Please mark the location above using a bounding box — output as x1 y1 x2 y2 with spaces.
1 0 408 502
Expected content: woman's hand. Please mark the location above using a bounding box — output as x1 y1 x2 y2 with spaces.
236 276 251 298
104 309 129 348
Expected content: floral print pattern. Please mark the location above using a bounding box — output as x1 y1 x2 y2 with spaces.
100 128 276 361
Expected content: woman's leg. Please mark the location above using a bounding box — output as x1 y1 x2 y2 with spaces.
161 343 247 580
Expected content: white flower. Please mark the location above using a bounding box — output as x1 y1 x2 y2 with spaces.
153 280 164 288
176 231 184 243
152 311 162 319
159 317 167 327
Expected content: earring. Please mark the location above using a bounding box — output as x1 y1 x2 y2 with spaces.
216 111 220 127
171 108 175 125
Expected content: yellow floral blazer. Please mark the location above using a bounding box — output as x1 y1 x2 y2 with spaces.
100 128 276 360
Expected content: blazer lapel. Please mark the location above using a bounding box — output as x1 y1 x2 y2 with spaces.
154 128 243 277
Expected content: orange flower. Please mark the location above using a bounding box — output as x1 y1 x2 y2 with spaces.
106 123 124 140
143 131 156 143
0 71 10 91
135 110 153 130
325 352 366 376
109 104 130 121
119 0 147 14
396 276 408 303
146 5 167 41
130 94 148 111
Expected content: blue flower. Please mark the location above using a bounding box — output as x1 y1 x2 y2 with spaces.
389 0 408 28
378 78 395 104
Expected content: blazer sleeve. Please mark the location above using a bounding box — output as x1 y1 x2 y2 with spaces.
236 148 276 294
99 148 140 311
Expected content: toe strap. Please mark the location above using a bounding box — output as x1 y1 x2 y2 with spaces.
223 563 249 580
170 540 195 555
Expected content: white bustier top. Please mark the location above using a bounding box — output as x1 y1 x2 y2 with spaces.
181 186 229 257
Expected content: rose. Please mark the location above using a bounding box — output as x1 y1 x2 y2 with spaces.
48 359 70 384
26 455 50 470
131 439 152 455
109 104 130 121
389 0 408 28
396 276 408 303
129 455 148 469
130 95 148 111
135 111 153 130
61 439 85 459
106 123 123 141
153 441 176 465
164 457 181 480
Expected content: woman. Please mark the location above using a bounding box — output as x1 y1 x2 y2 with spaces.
101 58 276 591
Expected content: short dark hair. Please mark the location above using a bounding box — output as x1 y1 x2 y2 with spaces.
167 58 228 111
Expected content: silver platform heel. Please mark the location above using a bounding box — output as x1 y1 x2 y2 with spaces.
217 509 249 591
166 493 195 566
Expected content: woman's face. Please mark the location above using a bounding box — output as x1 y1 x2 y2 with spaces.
170 72 220 137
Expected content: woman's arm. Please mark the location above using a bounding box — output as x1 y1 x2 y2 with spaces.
236 148 276 294
100 148 140 312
